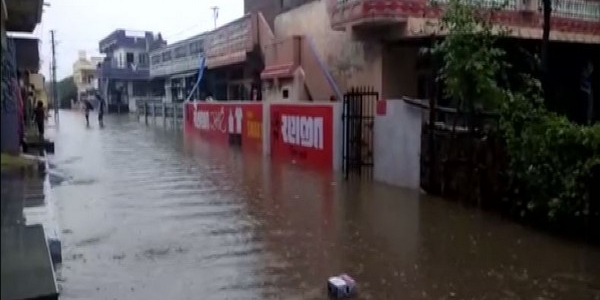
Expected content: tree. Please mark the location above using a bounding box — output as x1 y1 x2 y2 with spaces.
56 76 77 108
427 0 510 202
431 0 600 236
430 0 508 114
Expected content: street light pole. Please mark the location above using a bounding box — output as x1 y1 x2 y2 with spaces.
210 6 219 29
50 30 58 119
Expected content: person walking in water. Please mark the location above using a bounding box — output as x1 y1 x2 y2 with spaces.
33 101 45 142
96 93 105 125
83 98 93 126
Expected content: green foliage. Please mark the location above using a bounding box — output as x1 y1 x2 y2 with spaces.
500 91 600 222
57 76 77 107
435 0 600 226
430 0 509 110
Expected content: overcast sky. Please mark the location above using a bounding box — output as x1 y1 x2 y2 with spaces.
34 0 244 80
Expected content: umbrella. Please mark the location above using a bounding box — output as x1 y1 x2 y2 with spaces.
83 99 94 110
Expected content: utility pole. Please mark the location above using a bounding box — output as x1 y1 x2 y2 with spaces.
50 30 59 118
210 6 219 29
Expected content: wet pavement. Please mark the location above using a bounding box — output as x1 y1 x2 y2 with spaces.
50 111 600 300
2 159 59 299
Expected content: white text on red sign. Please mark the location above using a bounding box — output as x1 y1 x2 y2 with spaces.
281 115 324 150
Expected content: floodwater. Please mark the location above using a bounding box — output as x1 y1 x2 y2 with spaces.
49 111 600 300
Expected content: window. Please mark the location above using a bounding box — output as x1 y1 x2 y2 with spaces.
282 89 289 99
174 46 187 58
151 54 161 64
189 40 204 55
126 52 135 64
138 53 148 65
162 51 172 61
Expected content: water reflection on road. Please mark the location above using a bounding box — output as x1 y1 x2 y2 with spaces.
50 111 600 300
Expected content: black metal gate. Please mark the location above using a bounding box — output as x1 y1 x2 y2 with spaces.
342 86 378 179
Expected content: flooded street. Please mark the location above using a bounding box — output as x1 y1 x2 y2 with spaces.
50 111 600 300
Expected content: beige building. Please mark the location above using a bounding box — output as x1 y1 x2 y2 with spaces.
72 50 102 101
258 0 599 102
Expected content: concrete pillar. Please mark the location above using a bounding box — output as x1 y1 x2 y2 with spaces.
164 79 173 103
262 102 270 157
151 102 156 121
332 102 343 171
162 103 166 126
144 102 148 124
373 100 423 189
173 103 177 128
182 102 187 132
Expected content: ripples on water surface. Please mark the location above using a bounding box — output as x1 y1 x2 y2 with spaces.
50 112 600 300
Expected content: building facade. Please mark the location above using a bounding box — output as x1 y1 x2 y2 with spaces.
150 14 272 102
149 33 206 103
245 0 345 102
96 29 166 113
1 0 44 153
251 0 599 110
149 7 342 103
73 50 102 102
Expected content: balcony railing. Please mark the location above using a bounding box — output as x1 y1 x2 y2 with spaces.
97 62 150 81
430 0 517 9
150 54 204 78
334 0 600 21
549 0 600 21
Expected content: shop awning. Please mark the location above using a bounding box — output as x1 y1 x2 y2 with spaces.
5 0 43 32
260 63 297 80
169 71 197 80
205 50 247 69
10 36 39 72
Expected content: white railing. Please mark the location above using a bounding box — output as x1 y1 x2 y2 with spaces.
549 0 600 21
335 0 600 21
431 0 517 9
150 54 203 78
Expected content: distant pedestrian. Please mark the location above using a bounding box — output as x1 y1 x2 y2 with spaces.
96 94 105 124
83 99 93 126
33 101 45 141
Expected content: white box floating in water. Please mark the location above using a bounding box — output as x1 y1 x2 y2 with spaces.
327 274 356 298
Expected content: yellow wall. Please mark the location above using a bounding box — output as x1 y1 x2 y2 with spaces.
28 73 47 107
72 51 99 98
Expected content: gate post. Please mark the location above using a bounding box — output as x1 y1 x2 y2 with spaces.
162 103 167 126
144 102 148 124
342 86 378 179
342 90 349 179
173 104 177 128
182 102 187 131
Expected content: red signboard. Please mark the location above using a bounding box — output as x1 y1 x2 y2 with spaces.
185 102 263 150
376 100 387 116
270 104 334 169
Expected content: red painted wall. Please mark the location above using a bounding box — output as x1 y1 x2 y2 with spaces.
185 102 263 150
270 104 334 169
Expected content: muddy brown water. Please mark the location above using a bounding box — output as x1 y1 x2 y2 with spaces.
49 111 600 300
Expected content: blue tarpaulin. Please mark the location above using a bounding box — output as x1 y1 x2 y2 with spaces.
186 56 206 101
